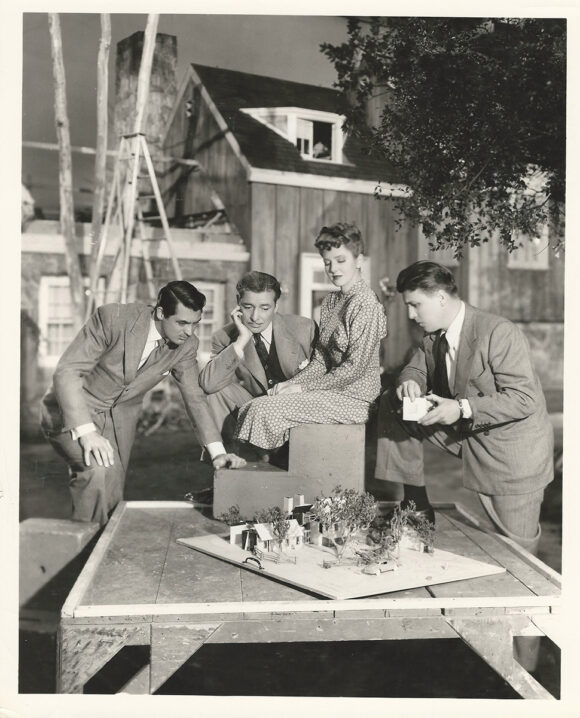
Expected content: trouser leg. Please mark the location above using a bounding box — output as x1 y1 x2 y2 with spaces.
206 384 256 440
477 489 545 556
45 414 125 527
374 388 461 486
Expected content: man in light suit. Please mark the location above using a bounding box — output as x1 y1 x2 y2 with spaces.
41 280 245 526
199 271 318 444
374 261 553 554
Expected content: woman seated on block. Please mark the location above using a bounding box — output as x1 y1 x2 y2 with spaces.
234 222 387 453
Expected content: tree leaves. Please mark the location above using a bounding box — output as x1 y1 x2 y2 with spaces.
323 17 565 255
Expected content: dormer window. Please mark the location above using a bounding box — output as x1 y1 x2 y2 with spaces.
241 107 346 163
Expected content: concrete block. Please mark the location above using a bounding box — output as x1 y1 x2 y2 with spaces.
20 519 99 607
288 423 365 484
214 424 366 518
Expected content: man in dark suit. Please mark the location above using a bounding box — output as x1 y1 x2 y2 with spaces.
199 271 318 443
40 281 245 526
374 261 553 555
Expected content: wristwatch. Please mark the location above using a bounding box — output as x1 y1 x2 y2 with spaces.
457 399 467 419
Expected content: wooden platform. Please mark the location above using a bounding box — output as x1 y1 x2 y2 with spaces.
57 500 561 698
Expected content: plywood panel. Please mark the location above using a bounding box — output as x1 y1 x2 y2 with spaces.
299 186 324 252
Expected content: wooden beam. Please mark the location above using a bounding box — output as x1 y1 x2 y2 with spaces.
133 15 159 136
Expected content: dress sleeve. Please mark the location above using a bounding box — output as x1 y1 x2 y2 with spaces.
299 298 387 392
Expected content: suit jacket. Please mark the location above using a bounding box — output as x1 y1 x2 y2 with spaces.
399 304 554 495
40 302 221 469
199 313 318 397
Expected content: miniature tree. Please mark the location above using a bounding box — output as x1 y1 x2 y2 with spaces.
255 506 290 554
311 486 377 564
217 505 246 526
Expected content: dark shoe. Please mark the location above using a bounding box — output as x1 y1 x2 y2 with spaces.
184 487 214 507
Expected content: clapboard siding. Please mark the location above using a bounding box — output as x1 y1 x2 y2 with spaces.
162 78 251 242
250 182 418 370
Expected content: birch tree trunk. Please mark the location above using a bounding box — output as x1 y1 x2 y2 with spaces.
87 13 111 311
48 13 85 328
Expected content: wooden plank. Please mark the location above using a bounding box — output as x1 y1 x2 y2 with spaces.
61 501 127 618
150 622 221 693
274 184 301 312
206 616 457 645
299 186 324 252
250 183 276 273
443 511 560 597
448 616 555 700
531 614 563 647
71 594 559 619
119 665 150 694
494 533 562 589
155 507 244 604
427 511 536 601
81 505 177 607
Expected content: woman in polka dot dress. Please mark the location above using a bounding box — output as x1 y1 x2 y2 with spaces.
235 223 388 451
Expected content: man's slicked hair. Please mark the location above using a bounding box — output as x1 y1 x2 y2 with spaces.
396 261 458 296
236 271 281 302
155 280 206 317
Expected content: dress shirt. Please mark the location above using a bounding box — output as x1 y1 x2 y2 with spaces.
233 320 273 359
441 301 472 418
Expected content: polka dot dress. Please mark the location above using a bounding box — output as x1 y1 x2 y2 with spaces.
235 278 388 450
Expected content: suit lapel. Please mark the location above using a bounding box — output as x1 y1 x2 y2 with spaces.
124 306 154 384
272 314 298 379
453 304 479 398
424 332 437 386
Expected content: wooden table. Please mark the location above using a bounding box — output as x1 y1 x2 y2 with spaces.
57 500 561 698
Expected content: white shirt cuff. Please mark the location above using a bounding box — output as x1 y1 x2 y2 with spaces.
206 441 226 460
461 399 473 419
71 422 97 440
233 343 244 359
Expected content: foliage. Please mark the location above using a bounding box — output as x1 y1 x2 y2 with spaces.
254 506 290 545
217 505 246 526
322 17 565 255
312 486 377 561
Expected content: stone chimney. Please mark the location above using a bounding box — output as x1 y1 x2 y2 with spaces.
114 31 177 156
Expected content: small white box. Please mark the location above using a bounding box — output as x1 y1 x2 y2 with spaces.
402 396 431 421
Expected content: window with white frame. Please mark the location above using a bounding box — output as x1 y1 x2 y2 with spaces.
240 107 346 163
190 280 225 365
299 253 371 323
38 276 105 368
507 226 550 270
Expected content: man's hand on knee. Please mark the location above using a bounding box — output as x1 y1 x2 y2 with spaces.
396 380 422 402
79 431 115 468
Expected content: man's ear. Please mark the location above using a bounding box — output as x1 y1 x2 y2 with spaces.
154 306 164 321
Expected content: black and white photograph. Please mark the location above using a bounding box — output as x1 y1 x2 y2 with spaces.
2 3 578 716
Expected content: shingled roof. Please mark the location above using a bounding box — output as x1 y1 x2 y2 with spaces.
192 64 402 183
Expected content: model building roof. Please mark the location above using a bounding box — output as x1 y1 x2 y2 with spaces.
192 64 401 183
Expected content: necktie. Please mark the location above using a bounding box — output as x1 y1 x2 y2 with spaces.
432 331 452 398
253 333 273 386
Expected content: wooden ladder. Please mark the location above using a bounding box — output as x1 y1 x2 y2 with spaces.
85 132 184 318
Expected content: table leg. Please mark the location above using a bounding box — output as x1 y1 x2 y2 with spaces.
150 622 222 694
57 621 149 693
447 616 555 700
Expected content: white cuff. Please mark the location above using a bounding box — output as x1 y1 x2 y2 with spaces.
461 399 473 419
71 422 97 440
233 343 244 360
206 441 226 460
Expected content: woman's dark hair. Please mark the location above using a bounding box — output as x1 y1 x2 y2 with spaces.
155 280 206 316
396 261 458 295
314 222 365 258
236 271 281 302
